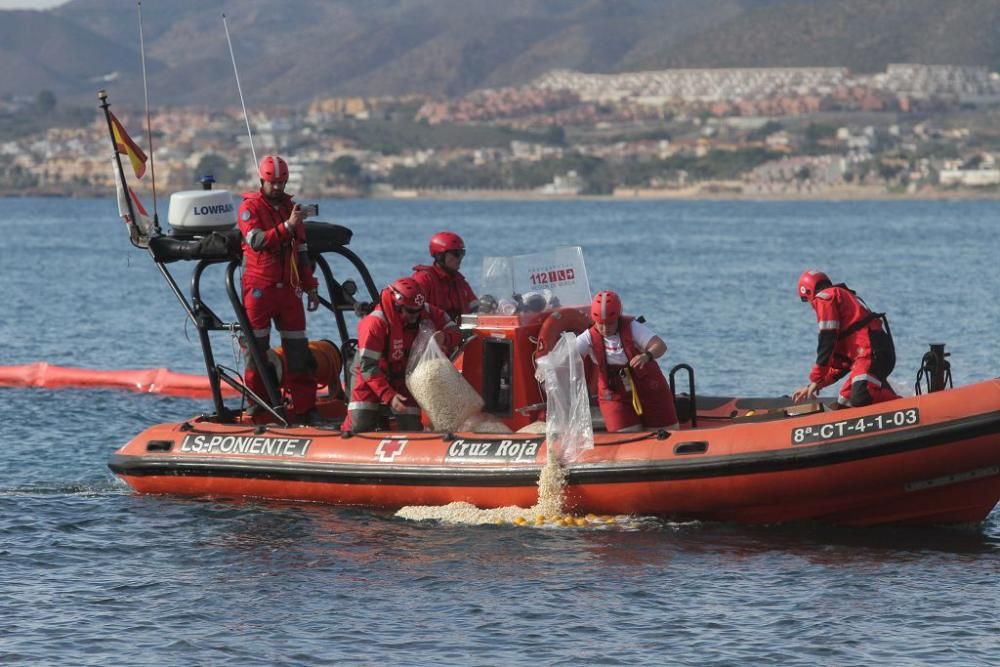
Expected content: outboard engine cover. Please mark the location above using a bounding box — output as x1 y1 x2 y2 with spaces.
168 190 236 235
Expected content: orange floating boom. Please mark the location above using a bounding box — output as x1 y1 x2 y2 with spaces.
0 363 238 400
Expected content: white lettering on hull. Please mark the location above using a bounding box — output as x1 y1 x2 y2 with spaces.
180 434 311 457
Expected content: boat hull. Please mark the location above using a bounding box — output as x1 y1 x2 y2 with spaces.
109 379 1000 526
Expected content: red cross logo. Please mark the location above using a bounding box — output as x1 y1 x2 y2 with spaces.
375 439 407 462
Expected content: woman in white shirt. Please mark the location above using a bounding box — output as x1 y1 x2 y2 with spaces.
577 291 679 432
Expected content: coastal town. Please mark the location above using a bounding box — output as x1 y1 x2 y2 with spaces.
3 63 1000 199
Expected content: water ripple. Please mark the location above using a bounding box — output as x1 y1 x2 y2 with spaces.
1 199 999 665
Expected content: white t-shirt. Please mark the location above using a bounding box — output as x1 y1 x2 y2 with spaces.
576 320 656 366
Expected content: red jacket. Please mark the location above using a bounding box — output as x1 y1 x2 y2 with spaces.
411 263 477 322
588 317 669 402
350 289 462 407
238 190 317 291
808 284 886 388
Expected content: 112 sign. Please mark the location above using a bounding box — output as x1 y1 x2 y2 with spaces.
529 267 575 285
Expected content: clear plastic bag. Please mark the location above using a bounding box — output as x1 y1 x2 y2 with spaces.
406 326 484 432
533 331 594 462
405 322 435 376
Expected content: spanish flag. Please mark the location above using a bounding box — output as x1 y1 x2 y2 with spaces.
109 112 147 179
113 158 153 239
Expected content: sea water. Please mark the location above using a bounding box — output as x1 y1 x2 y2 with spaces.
1 197 998 665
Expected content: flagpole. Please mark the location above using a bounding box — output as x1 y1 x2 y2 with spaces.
136 0 162 235
99 90 143 249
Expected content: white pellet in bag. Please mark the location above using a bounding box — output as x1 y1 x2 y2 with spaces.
406 334 483 432
460 413 513 433
516 420 548 434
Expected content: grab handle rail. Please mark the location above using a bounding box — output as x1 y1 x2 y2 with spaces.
669 363 697 428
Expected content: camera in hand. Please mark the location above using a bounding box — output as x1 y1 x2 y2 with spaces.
299 204 319 218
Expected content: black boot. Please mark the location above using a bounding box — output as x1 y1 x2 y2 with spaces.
294 408 321 425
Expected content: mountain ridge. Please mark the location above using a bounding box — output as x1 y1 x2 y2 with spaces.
0 0 996 109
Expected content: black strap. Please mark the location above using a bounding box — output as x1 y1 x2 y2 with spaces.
830 283 892 343
880 313 893 341
838 310 883 340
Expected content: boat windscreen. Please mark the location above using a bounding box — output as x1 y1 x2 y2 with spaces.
481 246 592 313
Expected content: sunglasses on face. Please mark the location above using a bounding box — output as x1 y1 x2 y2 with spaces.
447 249 466 259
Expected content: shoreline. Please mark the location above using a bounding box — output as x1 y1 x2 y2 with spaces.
4 186 1000 201
396 186 1000 201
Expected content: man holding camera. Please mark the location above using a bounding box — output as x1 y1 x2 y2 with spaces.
238 154 320 423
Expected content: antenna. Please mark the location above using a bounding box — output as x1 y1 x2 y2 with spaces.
222 13 259 171
136 0 161 234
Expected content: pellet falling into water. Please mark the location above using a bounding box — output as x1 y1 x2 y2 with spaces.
395 446 617 527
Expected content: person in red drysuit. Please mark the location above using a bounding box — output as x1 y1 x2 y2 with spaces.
238 155 320 423
576 290 679 432
346 277 461 432
792 270 899 409
411 231 478 322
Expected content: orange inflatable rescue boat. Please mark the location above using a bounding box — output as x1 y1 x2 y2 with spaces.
101 197 1000 526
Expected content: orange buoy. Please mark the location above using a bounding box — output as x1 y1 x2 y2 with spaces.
533 307 592 361
271 339 344 398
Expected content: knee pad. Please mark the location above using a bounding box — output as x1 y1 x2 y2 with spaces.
849 380 873 407
349 408 381 433
244 335 272 371
282 337 315 374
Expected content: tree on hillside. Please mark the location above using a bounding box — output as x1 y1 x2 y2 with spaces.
563 153 614 194
329 155 362 181
962 154 985 169
804 122 837 153
748 121 783 142
35 90 57 115
3 165 38 189
194 154 241 187
543 125 566 146
877 161 904 182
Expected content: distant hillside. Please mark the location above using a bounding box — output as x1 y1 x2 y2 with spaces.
630 0 1000 74
0 0 998 109
0 9 142 98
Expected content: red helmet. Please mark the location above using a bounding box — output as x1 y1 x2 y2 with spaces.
798 270 831 303
388 277 426 310
591 290 622 324
429 231 465 258
258 155 289 184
